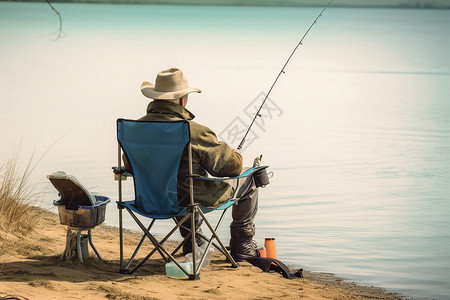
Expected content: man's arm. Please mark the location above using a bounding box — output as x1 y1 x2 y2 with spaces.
215 148 243 177
192 123 243 177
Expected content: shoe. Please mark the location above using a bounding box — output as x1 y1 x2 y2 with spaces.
230 239 258 262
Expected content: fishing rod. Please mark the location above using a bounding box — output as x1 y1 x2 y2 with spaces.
237 0 334 150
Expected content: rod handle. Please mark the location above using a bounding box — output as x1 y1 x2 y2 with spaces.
237 138 245 150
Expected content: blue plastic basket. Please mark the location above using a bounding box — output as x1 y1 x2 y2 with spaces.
54 195 110 228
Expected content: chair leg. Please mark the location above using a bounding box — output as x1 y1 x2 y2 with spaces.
124 220 156 270
171 234 190 256
195 231 228 257
189 204 200 280
126 215 192 274
197 208 239 268
125 208 192 276
124 220 172 273
118 204 235 277
119 206 124 272
177 207 238 270
177 220 228 257
172 216 204 257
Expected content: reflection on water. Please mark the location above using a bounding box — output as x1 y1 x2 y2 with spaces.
1 3 450 299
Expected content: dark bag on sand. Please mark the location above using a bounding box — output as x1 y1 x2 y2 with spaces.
246 257 303 279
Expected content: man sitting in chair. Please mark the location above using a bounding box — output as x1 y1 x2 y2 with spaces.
125 67 264 262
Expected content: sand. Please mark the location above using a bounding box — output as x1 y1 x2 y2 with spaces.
0 209 406 300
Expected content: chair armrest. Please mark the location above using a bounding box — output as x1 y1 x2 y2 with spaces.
190 165 268 182
112 166 133 177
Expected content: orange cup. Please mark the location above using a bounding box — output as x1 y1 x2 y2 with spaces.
257 248 266 258
264 238 277 259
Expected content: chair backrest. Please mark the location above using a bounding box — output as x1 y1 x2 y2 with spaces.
117 119 191 217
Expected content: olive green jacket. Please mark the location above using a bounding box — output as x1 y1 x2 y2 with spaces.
135 100 243 207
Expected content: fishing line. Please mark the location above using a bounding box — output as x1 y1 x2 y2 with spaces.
237 0 334 150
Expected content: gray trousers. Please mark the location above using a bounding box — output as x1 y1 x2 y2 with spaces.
230 178 258 243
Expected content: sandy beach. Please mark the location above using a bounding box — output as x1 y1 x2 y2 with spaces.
0 209 406 300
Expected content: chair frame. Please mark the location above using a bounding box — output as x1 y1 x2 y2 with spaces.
116 119 267 279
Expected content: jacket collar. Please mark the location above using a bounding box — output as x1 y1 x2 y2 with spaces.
146 100 195 121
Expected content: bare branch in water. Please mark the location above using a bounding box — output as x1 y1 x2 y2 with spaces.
45 0 63 40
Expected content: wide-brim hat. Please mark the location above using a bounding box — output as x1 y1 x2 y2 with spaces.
141 68 201 100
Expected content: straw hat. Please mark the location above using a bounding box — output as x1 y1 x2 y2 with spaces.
140 68 201 100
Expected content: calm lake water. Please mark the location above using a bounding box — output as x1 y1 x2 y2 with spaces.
1 3 449 299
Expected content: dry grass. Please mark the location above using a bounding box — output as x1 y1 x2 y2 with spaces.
0 154 42 235
0 151 44 272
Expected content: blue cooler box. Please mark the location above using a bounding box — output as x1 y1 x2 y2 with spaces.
54 195 110 228
48 171 110 228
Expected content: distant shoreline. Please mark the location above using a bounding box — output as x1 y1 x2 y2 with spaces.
2 0 450 9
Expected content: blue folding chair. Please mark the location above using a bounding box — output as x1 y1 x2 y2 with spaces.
115 119 268 279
